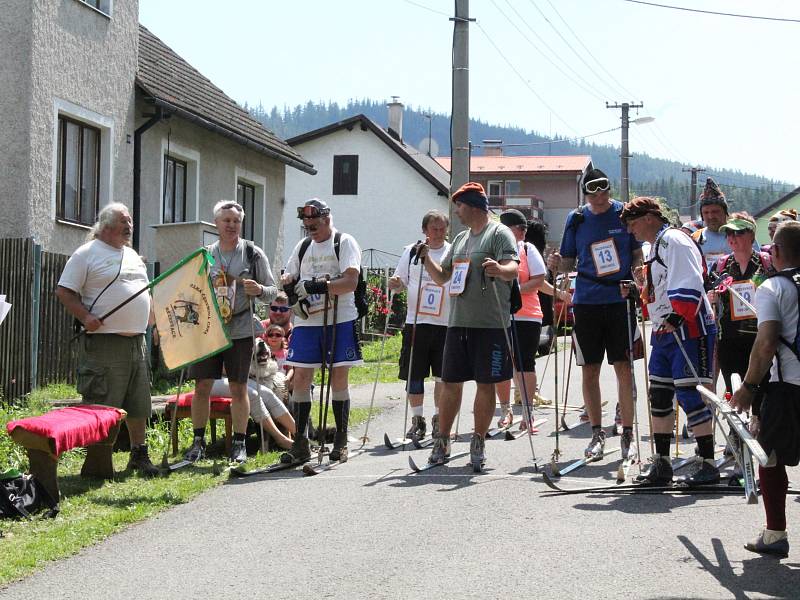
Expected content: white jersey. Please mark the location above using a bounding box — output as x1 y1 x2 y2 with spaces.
58 239 150 335
394 242 451 327
646 226 715 339
755 272 800 385
285 229 362 327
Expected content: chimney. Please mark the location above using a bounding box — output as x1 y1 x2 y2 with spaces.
482 139 503 157
387 96 403 142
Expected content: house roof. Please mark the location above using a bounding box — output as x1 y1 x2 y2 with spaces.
287 114 450 195
136 25 315 175
436 155 592 174
753 185 800 218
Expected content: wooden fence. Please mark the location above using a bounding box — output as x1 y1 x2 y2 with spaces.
0 238 77 402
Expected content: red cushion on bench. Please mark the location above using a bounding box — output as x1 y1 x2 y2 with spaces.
6 404 125 457
166 391 232 413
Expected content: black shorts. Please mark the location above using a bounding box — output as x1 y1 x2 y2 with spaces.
441 327 513 384
717 336 755 392
572 303 632 366
511 320 541 372
758 382 800 467
398 323 447 381
188 337 254 384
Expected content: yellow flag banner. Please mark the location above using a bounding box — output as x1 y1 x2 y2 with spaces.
151 248 231 371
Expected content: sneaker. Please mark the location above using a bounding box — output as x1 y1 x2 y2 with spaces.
744 529 789 558
128 444 160 477
470 433 486 472
635 455 673 485
280 436 311 464
329 432 348 462
229 439 247 464
620 429 634 461
406 416 427 441
183 436 206 463
584 429 606 459
679 458 720 486
497 406 513 429
428 435 451 465
431 414 440 439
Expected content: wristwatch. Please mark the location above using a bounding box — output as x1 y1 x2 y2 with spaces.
742 380 760 393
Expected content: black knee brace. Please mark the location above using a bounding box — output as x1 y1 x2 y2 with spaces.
649 382 675 420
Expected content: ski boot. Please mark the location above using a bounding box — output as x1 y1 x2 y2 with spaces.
497 405 513 429
229 439 247 464
470 433 486 473
635 455 673 485
428 435 451 465
128 444 160 477
744 529 789 558
406 416 427 441
329 431 349 462
584 429 606 460
620 429 634 461
183 436 206 463
280 435 311 464
431 414 440 439
679 458 720 486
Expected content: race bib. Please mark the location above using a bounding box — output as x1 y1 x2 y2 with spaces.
590 238 621 276
729 280 757 320
449 260 470 296
307 293 328 315
418 283 444 316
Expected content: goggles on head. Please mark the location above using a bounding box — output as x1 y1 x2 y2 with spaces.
584 177 611 194
296 206 329 219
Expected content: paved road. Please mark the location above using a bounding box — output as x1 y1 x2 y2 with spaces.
3 339 799 599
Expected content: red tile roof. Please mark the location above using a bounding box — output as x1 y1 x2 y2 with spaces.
436 155 591 173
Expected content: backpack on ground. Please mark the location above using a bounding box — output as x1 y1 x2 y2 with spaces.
297 232 368 319
0 471 59 520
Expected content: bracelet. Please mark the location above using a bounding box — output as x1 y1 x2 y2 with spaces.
742 380 760 393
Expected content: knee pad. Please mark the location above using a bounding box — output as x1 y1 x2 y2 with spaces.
407 379 424 395
649 381 675 419
675 386 712 428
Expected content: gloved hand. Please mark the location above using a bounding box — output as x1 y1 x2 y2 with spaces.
410 240 427 264
295 278 328 301
292 299 310 320
283 280 299 307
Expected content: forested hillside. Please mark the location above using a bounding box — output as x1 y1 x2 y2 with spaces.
248 99 794 216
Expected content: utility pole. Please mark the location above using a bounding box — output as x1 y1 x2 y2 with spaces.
682 167 705 221
606 102 643 203
450 0 472 235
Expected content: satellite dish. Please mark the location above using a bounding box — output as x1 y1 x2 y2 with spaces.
418 137 440 157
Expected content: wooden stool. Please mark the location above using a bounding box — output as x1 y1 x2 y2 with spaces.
164 392 232 455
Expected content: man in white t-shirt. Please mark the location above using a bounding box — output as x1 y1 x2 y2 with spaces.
388 210 451 441
733 220 800 558
280 199 364 464
56 203 159 476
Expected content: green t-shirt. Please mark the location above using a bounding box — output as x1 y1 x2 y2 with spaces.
441 220 519 328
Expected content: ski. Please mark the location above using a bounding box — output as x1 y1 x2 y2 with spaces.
542 471 751 495
408 451 471 473
411 435 435 449
486 423 513 439
616 452 639 483
561 410 606 432
504 418 548 441
383 433 413 451
229 459 307 478
551 447 621 477
302 447 368 476
162 458 193 472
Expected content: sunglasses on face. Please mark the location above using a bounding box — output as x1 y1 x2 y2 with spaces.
584 178 611 194
270 305 291 313
267 332 284 338
296 206 325 219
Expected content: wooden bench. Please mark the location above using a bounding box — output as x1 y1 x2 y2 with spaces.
164 392 232 455
6 405 127 502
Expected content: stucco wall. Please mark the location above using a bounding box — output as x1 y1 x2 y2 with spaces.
0 0 34 240
25 0 138 255
138 112 286 273
284 127 448 267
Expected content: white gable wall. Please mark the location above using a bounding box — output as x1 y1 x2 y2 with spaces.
283 126 448 268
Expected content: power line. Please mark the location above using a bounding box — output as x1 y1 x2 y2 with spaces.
475 21 580 135
621 0 800 23
469 125 622 148
401 0 451 18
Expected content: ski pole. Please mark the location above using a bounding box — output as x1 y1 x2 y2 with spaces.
559 338 575 430
317 289 329 446
317 295 339 465
638 306 655 455
490 279 538 465
359 290 395 449
623 286 642 464
249 297 268 455
550 270 569 469
399 259 426 447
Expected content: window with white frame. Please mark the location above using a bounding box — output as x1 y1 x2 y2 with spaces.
237 180 256 241
163 155 187 224
56 115 100 226
76 0 112 16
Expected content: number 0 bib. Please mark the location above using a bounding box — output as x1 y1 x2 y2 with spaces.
590 238 621 276
418 283 444 316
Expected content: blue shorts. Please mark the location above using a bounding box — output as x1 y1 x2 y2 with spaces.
285 320 363 369
649 332 714 427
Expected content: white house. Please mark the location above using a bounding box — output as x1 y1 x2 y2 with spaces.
283 103 450 267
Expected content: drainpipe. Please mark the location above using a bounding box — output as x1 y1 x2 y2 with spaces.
133 106 165 251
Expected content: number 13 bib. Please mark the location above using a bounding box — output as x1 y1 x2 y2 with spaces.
590 238 621 276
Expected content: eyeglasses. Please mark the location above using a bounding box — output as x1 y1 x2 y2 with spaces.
270 305 291 313
584 177 611 194
267 332 284 338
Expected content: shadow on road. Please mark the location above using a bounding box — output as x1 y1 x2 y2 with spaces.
677 535 800 600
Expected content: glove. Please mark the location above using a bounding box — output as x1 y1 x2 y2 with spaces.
294 278 328 301
292 299 310 320
283 280 299 307
410 240 427 264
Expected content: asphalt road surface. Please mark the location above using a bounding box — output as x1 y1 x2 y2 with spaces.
3 337 798 599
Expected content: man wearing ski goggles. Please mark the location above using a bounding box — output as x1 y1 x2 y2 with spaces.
583 176 611 195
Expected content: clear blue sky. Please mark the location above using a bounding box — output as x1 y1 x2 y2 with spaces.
139 0 800 185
